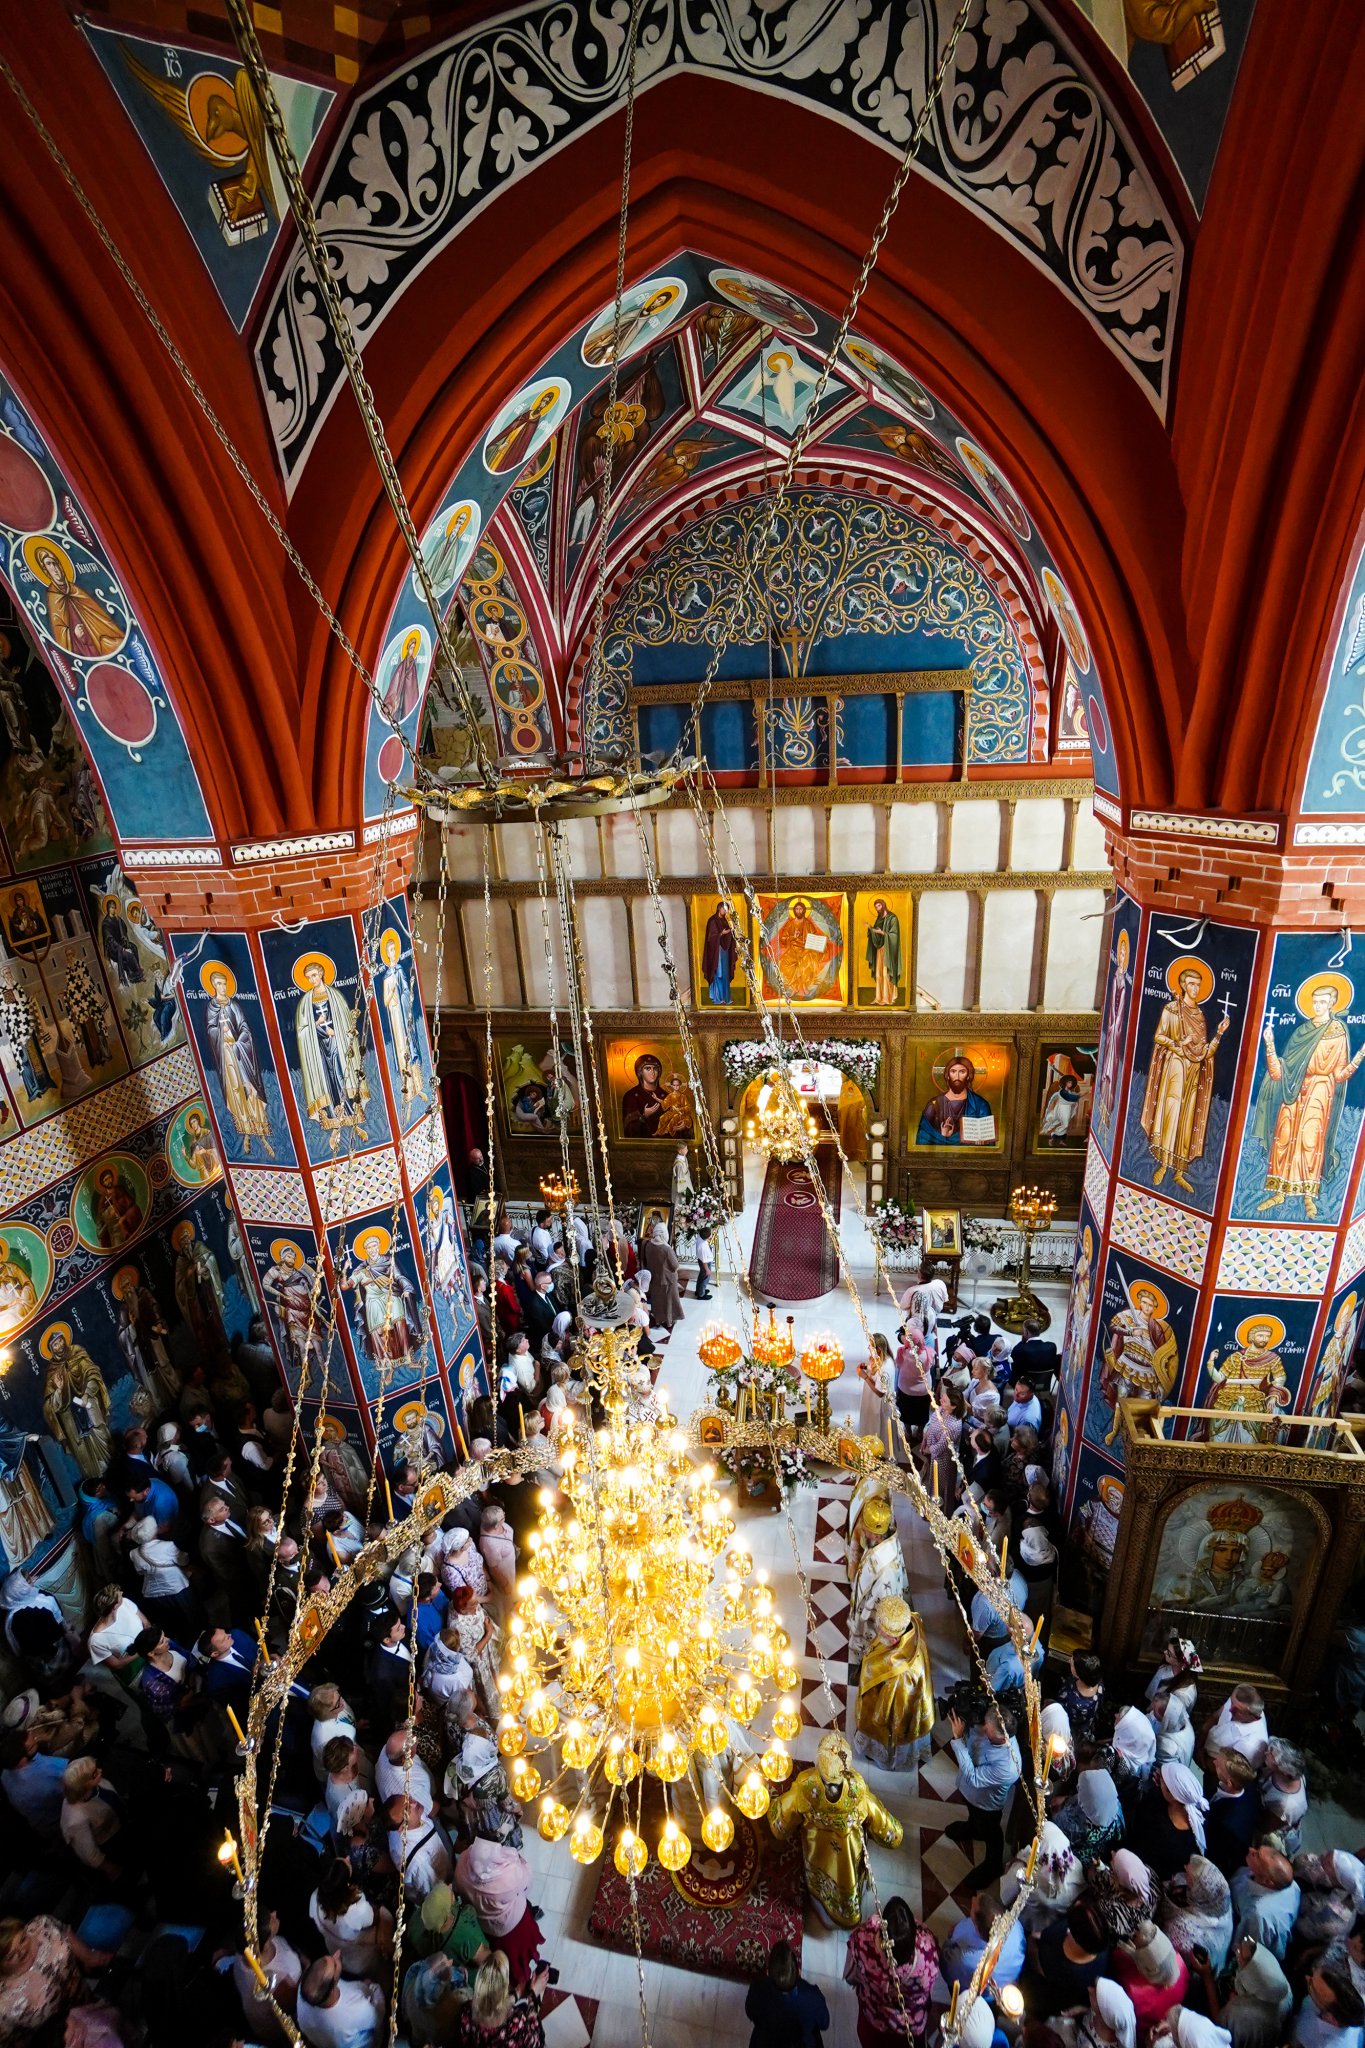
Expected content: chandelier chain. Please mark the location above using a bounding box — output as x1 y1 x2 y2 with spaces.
223 0 498 789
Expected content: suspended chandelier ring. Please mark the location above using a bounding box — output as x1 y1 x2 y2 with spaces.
401 758 698 825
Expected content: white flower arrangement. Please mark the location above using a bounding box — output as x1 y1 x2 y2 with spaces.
869 1197 922 1256
721 1037 882 1091
675 1185 731 1239
963 1216 1011 1253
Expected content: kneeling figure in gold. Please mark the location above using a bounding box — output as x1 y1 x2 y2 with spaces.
767 1732 903 1928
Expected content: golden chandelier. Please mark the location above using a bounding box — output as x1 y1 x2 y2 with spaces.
743 1066 819 1162
496 1326 800 1874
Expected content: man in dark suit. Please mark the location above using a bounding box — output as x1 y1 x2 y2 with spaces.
199 1497 253 1626
198 1624 259 1723
524 1270 557 1352
198 1450 253 1523
1009 1318 1060 1385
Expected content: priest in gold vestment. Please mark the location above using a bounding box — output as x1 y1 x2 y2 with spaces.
768 1733 903 1927
854 1595 935 1770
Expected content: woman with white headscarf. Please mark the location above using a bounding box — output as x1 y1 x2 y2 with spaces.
1055 1767 1125 1862
1160 1854 1235 1974
1084 1977 1138 2048
1002 1819 1084 1932
1164 2010 1233 2048
1019 1523 1058 1627
1152 1690 1197 1768
642 1221 684 1332
1131 1761 1207 1878
1113 1702 1158 1799
1191 1935 1292 2048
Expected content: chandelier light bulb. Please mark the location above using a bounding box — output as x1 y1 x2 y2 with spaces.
614 1828 648 1877
537 1797 571 1842
736 1769 771 1819
570 1815 604 1865
771 1694 801 1741
701 1806 735 1852
657 1818 691 1871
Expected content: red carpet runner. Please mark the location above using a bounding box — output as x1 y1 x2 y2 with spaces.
748 1143 843 1302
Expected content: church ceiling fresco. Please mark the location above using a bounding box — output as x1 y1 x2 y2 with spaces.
589 489 1035 769
0 372 212 848
408 287 1107 810
250 0 1185 482
79 21 334 330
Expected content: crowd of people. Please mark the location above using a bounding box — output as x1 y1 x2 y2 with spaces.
0 1190 1361 2048
0 1187 709 2048
828 1280 1365 2048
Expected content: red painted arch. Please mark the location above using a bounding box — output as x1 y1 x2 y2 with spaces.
0 0 1362 842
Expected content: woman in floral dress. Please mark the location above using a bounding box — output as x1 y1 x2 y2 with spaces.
845 1896 939 2046
0 1914 110 2044
446 1584 502 1721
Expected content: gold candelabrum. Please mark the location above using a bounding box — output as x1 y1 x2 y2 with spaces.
539 1170 580 1213
495 1324 801 1876
743 1068 819 1161
992 1184 1057 1333
800 1332 845 1435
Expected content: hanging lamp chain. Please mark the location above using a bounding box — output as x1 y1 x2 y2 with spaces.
671 0 976 764
223 0 499 791
578 0 648 770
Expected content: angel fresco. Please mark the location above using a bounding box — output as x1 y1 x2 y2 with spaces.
379 928 427 1112
120 48 277 242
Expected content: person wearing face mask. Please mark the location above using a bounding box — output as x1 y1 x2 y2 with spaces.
767 1732 904 1928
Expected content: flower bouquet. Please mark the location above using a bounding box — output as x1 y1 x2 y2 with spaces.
869 1197 922 1259
676 1184 731 1241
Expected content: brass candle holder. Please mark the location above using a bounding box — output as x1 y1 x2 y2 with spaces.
799 1332 844 1435
991 1184 1057 1332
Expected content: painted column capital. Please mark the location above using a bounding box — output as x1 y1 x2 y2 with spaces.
132 820 421 934
1103 819 1365 929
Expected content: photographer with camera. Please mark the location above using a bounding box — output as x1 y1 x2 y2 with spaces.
945 1695 1022 1887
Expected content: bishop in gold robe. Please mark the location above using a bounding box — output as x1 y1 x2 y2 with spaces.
768 1733 903 1928
854 1595 935 1770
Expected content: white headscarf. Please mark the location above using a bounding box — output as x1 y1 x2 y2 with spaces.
1111 1849 1155 1905
1079 1767 1122 1830
1170 2008 1232 2048
1114 1703 1158 1766
1093 1977 1137 2048
1021 1526 1057 1566
1231 1941 1291 2018
957 1993 995 2048
1153 1692 1195 1764
650 1222 669 1245
1041 1700 1073 1750
1160 1761 1209 1849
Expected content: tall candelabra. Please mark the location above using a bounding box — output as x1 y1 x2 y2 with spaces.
991 1184 1057 1333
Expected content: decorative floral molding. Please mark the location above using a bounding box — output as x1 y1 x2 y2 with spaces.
256 0 1182 481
